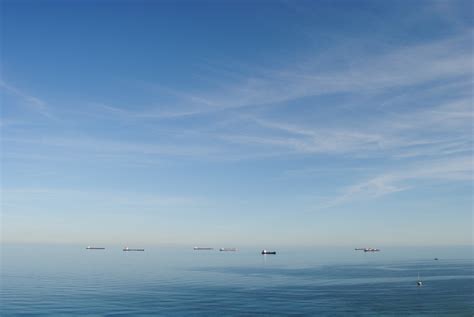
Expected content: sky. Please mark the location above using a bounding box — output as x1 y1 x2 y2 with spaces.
1 0 472 247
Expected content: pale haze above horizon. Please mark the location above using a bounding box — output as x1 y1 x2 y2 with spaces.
1 0 473 247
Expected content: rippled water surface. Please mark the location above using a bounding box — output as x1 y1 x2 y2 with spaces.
1 245 473 316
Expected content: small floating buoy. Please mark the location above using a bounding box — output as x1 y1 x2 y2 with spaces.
416 273 423 287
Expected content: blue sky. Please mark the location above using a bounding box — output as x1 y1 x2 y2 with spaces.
1 0 472 246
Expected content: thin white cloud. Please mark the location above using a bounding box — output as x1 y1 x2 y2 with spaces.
0 81 54 119
182 32 472 112
220 91 473 159
48 31 471 167
3 30 472 166
88 31 472 120
90 102 203 120
318 156 473 209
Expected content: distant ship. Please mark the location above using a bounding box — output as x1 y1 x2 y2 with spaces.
261 250 276 255
123 247 144 251
193 247 213 250
86 246 105 250
363 248 380 252
219 248 237 251
355 247 380 252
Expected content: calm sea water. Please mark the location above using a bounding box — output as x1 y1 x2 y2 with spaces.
1 245 473 316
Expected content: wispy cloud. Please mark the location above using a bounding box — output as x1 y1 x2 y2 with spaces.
0 81 54 119
54 30 471 165
317 156 473 209
88 31 472 120
3 28 472 167
187 32 471 110
93 102 203 120
219 87 472 159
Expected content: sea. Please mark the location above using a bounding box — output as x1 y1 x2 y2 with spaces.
1 245 473 316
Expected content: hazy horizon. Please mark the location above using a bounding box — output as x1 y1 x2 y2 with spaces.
1 0 473 246
2 242 474 249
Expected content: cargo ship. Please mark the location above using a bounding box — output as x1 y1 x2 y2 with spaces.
123 247 145 251
219 248 237 251
355 247 380 252
261 250 276 255
363 248 380 252
193 247 214 250
86 246 105 250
